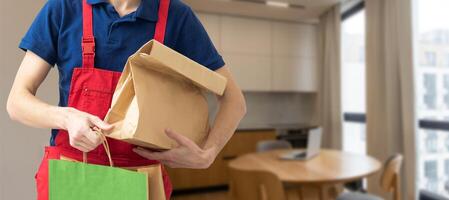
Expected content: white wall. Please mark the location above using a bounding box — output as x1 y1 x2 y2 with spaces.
0 0 59 199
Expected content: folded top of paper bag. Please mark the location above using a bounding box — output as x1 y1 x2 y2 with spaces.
133 40 227 96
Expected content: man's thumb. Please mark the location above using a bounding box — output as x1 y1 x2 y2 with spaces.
90 116 113 131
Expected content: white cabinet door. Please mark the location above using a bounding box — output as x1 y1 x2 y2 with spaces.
272 57 318 92
221 16 272 55
223 53 272 91
273 22 318 58
221 16 272 91
272 22 319 92
196 13 221 51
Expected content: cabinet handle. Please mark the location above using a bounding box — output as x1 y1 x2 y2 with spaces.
222 155 238 160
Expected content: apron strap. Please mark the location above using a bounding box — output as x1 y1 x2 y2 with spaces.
82 0 95 68
81 0 170 67
154 0 171 43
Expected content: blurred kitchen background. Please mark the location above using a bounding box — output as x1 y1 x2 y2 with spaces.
2 0 449 199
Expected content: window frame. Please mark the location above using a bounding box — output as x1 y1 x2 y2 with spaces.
342 1 365 21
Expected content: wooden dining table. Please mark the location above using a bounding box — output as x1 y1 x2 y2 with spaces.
228 149 382 200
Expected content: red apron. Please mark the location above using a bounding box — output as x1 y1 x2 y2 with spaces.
35 0 172 199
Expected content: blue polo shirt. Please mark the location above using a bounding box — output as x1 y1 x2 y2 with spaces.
19 0 225 145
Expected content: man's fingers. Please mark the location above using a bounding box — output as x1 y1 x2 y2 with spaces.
165 129 194 148
81 135 99 148
133 148 169 161
84 130 103 146
73 141 91 152
89 116 113 131
133 147 192 168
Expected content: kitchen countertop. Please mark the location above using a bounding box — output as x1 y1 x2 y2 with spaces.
236 123 318 132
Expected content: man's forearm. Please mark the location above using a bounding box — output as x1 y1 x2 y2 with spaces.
7 89 69 130
203 93 246 156
7 51 70 131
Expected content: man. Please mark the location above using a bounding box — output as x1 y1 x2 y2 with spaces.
6 0 246 199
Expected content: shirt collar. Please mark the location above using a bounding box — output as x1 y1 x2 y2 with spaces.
86 0 159 22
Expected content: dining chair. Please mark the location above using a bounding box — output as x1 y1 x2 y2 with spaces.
337 154 404 200
229 168 287 200
257 140 292 152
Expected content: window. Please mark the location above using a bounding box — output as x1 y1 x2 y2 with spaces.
445 136 449 152
445 160 449 176
341 5 366 155
443 54 449 67
425 164 439 191
426 131 438 153
415 0 449 197
444 75 449 108
427 179 439 192
425 160 438 180
422 51 437 66
423 73 437 109
445 75 449 90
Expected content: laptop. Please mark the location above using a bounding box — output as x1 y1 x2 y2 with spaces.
280 128 322 161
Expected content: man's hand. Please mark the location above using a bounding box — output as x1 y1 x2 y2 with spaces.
63 108 113 152
133 129 218 169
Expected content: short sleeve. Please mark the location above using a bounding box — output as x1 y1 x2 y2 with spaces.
174 8 225 71
19 0 61 66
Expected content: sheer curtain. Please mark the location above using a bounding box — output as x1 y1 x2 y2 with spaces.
365 0 417 199
317 4 343 149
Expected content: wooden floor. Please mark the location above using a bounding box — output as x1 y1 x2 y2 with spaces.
170 185 343 200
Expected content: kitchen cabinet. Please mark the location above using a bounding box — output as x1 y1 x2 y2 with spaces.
272 57 318 92
220 16 272 55
222 53 272 91
220 130 276 159
271 22 319 92
166 130 276 190
272 22 318 58
220 16 273 91
195 12 319 92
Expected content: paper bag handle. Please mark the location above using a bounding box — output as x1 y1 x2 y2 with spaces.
82 127 114 167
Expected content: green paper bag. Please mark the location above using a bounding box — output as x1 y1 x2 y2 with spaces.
49 159 148 200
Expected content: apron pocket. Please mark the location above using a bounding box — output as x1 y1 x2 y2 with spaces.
81 87 114 119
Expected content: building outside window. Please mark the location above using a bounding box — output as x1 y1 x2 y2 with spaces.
445 159 449 177
444 75 449 108
445 136 449 152
423 74 437 109
424 161 437 179
426 131 438 153
443 53 449 67
425 160 439 191
422 51 437 66
415 0 449 197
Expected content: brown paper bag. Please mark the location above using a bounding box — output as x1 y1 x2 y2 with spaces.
135 165 166 200
105 40 227 150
